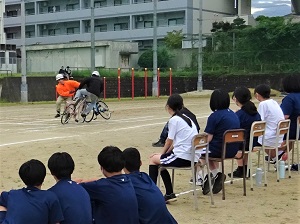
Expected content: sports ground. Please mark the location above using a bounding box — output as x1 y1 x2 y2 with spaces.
0 95 299 223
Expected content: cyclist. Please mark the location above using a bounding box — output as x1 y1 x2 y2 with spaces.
55 74 80 118
73 71 104 118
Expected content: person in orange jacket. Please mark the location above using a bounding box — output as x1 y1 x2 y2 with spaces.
55 74 80 118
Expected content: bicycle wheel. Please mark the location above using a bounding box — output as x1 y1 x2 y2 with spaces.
61 104 75 124
84 102 95 123
97 100 111 120
75 99 87 123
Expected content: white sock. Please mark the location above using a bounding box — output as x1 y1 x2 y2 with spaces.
211 169 219 177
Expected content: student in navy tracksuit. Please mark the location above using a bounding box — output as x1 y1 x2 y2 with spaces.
0 159 63 224
123 147 177 224
48 152 93 224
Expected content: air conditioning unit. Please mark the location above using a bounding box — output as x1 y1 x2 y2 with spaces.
42 25 47 30
137 16 144 22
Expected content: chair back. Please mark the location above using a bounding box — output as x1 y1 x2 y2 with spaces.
191 133 209 163
278 119 290 136
222 129 246 159
249 121 266 151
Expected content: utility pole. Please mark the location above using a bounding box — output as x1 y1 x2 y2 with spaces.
90 0 95 72
20 0 28 102
197 0 203 91
152 0 158 96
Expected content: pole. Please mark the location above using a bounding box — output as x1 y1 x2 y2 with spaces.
152 0 158 96
20 0 28 102
90 0 95 72
197 0 203 91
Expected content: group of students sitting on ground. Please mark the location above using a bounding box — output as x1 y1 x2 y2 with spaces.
0 147 178 224
150 74 299 201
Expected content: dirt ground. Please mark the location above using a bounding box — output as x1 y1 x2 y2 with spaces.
0 95 299 224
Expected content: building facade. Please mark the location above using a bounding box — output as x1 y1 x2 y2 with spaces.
4 0 253 49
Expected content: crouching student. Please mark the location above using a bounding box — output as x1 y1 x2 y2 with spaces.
79 146 139 224
48 152 93 224
123 147 177 224
0 159 64 224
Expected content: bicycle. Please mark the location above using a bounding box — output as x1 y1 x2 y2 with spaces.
61 97 111 124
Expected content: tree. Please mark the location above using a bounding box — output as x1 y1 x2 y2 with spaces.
138 47 173 69
164 29 184 49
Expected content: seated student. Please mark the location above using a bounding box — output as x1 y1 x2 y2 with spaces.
123 147 177 224
280 74 300 144
201 89 240 195
80 146 139 224
48 152 93 224
229 86 261 178
152 106 200 147
149 94 199 202
254 84 285 163
0 159 64 224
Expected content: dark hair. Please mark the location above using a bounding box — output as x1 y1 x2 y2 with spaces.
210 89 230 111
123 147 141 172
98 146 125 172
19 159 46 187
254 84 270 99
282 74 300 93
233 86 258 115
167 94 192 127
48 152 75 179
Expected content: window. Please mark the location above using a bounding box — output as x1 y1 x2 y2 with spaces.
48 28 60 36
114 0 122 5
95 24 107 32
25 31 35 38
25 8 35 15
9 52 16 64
95 0 107 7
6 33 16 39
144 21 153 28
0 52 5 64
114 23 128 31
48 6 60 13
66 4 79 11
67 27 79 34
6 10 18 17
168 18 184 26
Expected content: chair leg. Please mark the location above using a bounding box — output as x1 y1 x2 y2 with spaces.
297 140 300 174
242 159 246 196
222 161 225 200
258 150 261 168
171 169 175 188
230 159 234 184
249 151 254 191
157 167 161 188
192 165 198 210
287 142 291 179
262 150 267 187
276 148 279 182
207 165 214 206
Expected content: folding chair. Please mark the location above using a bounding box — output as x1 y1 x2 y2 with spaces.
258 119 291 182
244 121 267 191
208 129 246 200
157 133 213 210
290 116 300 173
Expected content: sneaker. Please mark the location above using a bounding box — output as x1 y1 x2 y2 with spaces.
291 164 299 171
202 173 214 195
265 152 284 164
189 176 204 186
228 167 248 178
152 140 165 147
212 172 226 194
81 113 87 118
164 193 177 203
54 113 60 118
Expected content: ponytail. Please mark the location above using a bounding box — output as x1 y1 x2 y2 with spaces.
241 101 258 115
173 109 192 127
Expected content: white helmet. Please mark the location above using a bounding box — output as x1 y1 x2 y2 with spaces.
56 74 64 81
92 71 100 77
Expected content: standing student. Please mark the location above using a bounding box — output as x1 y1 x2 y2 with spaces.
55 74 80 118
123 147 177 224
48 152 93 224
0 159 64 224
80 146 139 224
201 89 240 195
254 84 285 163
149 94 198 202
229 86 261 178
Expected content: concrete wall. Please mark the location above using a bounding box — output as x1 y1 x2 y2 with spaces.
0 73 297 102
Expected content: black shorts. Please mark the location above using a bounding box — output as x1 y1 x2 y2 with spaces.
160 152 191 167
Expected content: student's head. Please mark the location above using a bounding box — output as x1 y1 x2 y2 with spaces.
282 74 300 93
166 94 183 112
19 159 46 187
92 71 100 77
209 89 230 111
48 152 75 180
56 74 65 83
254 84 271 99
123 147 141 173
98 146 125 173
232 86 251 105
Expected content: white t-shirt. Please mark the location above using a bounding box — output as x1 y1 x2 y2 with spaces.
258 99 284 147
168 115 199 162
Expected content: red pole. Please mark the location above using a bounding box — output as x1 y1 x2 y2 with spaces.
131 68 134 100
118 68 121 100
144 68 147 98
103 77 106 100
157 68 160 98
169 68 172 96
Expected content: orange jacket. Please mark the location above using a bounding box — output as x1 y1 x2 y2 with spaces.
56 80 80 97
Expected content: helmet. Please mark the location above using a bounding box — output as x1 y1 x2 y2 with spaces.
92 71 100 77
56 74 64 81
